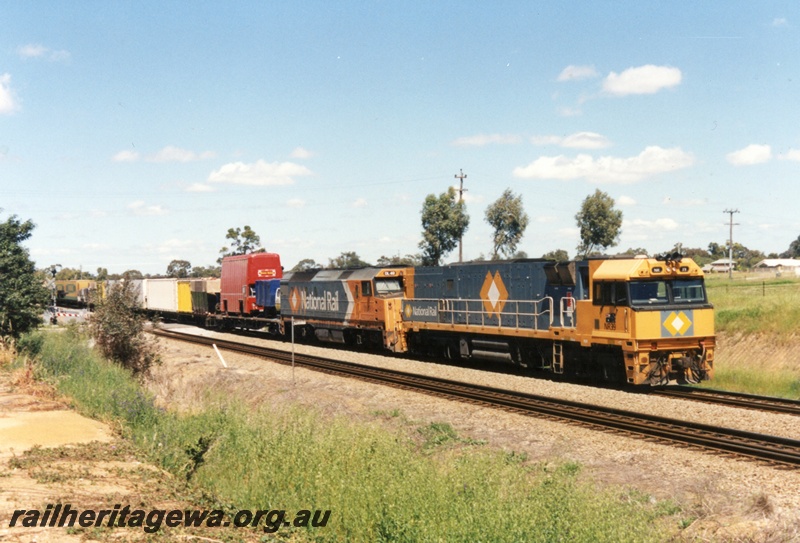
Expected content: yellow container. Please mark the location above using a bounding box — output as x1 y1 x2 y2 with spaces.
177 280 193 314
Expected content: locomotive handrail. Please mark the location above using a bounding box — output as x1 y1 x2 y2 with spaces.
419 296 553 330
559 296 576 328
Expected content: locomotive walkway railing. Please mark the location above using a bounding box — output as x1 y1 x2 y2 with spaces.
415 296 555 330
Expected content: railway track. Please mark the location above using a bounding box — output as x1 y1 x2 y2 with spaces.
153 328 800 468
651 386 800 416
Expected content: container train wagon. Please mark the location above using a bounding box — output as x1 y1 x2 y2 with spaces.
58 252 715 385
116 253 283 331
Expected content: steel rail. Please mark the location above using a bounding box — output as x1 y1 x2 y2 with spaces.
651 386 800 416
153 328 800 467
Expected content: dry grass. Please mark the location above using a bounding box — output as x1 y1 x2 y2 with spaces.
705 275 800 398
710 332 800 398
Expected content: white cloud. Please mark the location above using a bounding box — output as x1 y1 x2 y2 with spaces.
17 44 70 62
289 146 313 159
112 150 140 162
557 106 583 117
128 201 167 216
208 160 312 186
149 146 215 163
352 198 368 208
17 44 48 58
157 238 197 253
625 218 680 234
0 74 19 114
603 65 682 96
186 183 215 193
726 144 772 165
780 148 800 161
531 131 612 149
557 65 598 82
661 196 707 207
617 195 637 206
772 18 788 27
530 135 563 146
287 198 306 208
513 146 694 183
451 133 522 147
562 132 611 149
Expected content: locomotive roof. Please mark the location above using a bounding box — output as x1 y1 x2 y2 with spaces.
592 257 703 280
283 266 404 282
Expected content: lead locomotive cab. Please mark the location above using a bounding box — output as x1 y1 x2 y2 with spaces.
585 254 715 385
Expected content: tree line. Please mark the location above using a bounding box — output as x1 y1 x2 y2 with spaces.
4 184 800 341
35 186 800 282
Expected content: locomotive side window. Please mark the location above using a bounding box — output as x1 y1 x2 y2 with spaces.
375 278 403 296
593 281 628 306
672 278 706 303
361 281 372 296
630 280 668 305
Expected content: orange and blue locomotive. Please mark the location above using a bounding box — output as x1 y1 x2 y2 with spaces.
401 255 714 385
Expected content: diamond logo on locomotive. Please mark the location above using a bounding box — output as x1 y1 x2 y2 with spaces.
661 310 694 337
479 271 509 317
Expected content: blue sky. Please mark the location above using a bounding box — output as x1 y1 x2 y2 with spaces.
2 2 799 275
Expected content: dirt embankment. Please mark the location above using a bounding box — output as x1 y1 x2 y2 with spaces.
0 369 270 543
716 330 800 374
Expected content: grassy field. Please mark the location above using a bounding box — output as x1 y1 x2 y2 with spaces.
704 273 800 398
13 329 684 543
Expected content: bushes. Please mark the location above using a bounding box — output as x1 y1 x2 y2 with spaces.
88 280 160 376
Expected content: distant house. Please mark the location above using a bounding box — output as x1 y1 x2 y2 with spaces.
753 258 800 276
702 259 735 273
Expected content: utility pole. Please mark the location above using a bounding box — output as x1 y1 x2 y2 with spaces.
723 209 739 280
455 169 467 262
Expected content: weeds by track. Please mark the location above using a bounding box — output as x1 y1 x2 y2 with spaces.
153 328 800 468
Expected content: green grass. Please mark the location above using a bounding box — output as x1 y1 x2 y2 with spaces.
707 365 800 399
706 275 800 335
703 275 800 398
16 329 683 543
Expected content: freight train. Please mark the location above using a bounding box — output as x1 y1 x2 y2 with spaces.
52 252 715 386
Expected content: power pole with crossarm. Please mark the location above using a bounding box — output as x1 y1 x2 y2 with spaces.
723 208 739 280
455 169 467 262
